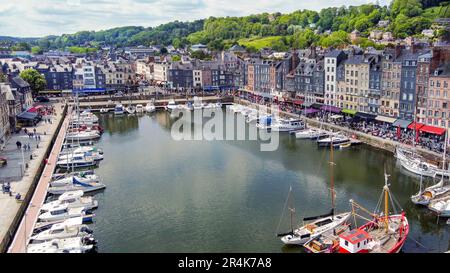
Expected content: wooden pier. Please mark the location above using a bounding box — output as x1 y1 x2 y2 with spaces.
7 108 72 253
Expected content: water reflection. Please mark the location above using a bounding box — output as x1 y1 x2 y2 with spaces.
92 110 449 253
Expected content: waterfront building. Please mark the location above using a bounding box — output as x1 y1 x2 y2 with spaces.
398 47 424 120
342 54 366 112
10 76 33 111
380 47 402 117
0 83 11 144
168 62 193 91
367 53 383 114
324 50 347 107
38 63 73 91
153 61 170 85
416 52 432 123
426 65 450 129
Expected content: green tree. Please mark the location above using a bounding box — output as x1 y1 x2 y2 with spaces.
31 46 43 55
19 69 46 96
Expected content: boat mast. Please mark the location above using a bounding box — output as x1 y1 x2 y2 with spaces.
330 132 335 215
288 186 295 234
384 173 390 234
442 124 448 173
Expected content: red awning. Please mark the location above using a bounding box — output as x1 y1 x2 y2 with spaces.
407 122 424 130
293 99 304 105
419 125 446 135
27 107 37 113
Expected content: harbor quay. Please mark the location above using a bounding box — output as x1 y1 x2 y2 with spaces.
235 98 448 165
77 95 232 111
0 103 67 252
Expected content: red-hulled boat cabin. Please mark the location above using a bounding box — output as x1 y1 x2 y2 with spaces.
338 229 371 253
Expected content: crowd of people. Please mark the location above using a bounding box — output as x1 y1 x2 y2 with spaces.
237 93 448 155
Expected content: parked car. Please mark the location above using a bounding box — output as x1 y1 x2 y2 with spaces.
34 96 50 103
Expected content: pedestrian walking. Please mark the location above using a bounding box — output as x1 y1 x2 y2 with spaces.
16 141 22 149
38 135 41 141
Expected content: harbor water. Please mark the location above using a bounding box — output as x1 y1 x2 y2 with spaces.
92 110 450 253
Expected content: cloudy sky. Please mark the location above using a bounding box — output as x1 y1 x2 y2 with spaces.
0 0 389 37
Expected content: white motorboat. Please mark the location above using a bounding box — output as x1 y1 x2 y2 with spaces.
58 151 103 162
295 128 328 139
38 206 91 222
428 195 450 217
60 146 103 156
30 217 93 243
192 97 204 110
144 103 156 113
48 181 106 195
136 104 144 113
99 108 109 113
41 190 98 212
65 131 101 142
27 236 96 253
166 99 177 112
256 115 274 130
125 105 136 114
114 104 125 115
50 174 99 187
56 155 98 169
270 119 304 132
317 134 350 147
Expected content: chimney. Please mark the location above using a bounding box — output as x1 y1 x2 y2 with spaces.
394 44 403 59
291 49 299 73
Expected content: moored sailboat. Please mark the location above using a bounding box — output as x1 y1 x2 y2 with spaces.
277 136 351 246
337 173 409 253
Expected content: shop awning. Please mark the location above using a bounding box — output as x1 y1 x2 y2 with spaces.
304 108 320 115
407 122 424 130
293 99 304 105
419 125 446 135
392 119 412 129
341 109 356 115
311 103 323 109
320 105 341 114
355 112 377 121
17 111 39 120
375 115 396 124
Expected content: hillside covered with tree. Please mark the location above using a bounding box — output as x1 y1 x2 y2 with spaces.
2 0 449 53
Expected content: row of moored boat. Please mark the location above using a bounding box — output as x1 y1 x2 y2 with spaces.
28 108 106 253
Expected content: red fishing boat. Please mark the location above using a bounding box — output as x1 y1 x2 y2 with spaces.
337 173 409 253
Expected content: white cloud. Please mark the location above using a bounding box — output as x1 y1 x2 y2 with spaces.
0 0 390 37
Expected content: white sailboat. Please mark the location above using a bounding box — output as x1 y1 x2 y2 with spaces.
412 127 450 205
65 131 101 142
277 137 351 246
50 174 99 187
